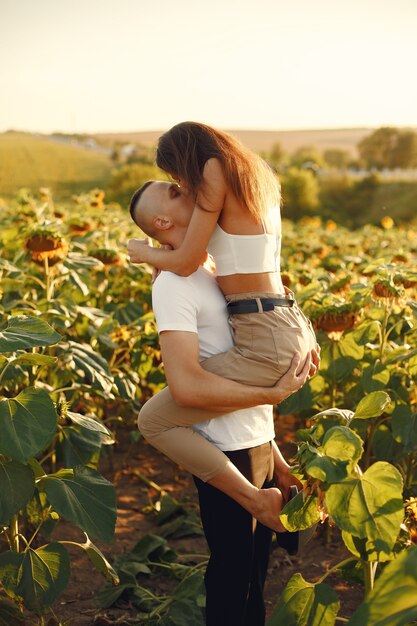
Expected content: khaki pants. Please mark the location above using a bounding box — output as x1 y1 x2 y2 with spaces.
138 292 316 481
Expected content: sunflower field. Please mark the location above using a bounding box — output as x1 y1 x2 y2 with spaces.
0 188 416 625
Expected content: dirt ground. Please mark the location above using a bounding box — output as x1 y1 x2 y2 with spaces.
37 412 363 626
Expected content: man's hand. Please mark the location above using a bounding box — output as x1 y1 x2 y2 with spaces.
268 348 319 405
310 343 321 377
127 237 152 264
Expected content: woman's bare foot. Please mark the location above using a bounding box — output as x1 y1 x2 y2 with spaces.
250 486 287 532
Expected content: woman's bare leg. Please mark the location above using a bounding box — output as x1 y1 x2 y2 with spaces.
208 461 286 532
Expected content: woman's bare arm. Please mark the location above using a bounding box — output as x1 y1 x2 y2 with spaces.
127 159 226 275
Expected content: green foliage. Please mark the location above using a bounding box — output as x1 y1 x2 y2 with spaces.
326 462 403 551
281 167 320 219
267 573 340 626
0 313 118 617
95 533 206 623
275 393 412 622
323 149 351 169
347 547 417 625
290 145 326 169
0 315 62 352
0 460 35 525
266 141 287 167
0 387 57 462
39 466 117 543
358 127 417 169
0 543 70 612
0 188 416 623
106 162 168 205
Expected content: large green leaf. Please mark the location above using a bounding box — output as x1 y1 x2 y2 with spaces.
352 321 381 345
341 531 396 563
320 343 358 383
391 404 417 453
361 363 390 393
266 573 340 626
0 388 57 462
0 543 70 611
67 411 114 444
0 459 35 524
57 413 113 467
304 426 364 483
57 426 103 468
0 316 62 353
326 462 403 552
41 466 116 543
11 353 57 367
131 533 177 563
338 332 365 360
280 492 321 532
306 454 349 483
353 392 391 420
322 426 364 469
65 341 114 393
348 547 417 626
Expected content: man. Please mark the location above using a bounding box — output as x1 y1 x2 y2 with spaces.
128 181 318 626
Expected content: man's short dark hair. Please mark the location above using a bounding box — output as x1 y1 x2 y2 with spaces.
129 181 154 223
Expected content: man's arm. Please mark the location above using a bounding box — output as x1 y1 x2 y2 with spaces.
159 330 318 411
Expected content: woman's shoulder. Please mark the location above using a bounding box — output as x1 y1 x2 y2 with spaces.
197 158 228 213
202 157 226 185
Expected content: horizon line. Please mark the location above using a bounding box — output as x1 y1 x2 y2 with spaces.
4 124 417 136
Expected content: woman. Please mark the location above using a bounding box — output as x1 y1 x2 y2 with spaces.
128 122 319 533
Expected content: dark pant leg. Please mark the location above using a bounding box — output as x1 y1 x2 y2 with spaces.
193 442 273 626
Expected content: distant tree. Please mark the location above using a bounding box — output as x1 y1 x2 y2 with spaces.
290 146 325 169
268 142 286 166
281 167 320 220
358 127 397 169
111 148 121 163
319 175 353 219
323 149 350 169
358 127 417 169
390 131 417 168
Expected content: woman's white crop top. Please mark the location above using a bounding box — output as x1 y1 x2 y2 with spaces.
207 207 282 276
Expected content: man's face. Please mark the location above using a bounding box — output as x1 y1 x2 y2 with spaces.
139 181 193 229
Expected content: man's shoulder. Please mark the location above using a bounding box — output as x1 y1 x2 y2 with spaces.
154 267 215 292
153 270 195 297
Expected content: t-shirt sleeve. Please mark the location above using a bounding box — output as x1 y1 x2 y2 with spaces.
152 272 198 334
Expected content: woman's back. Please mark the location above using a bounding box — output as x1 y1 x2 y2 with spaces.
199 173 285 296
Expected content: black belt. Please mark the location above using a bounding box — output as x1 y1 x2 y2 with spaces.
227 297 295 314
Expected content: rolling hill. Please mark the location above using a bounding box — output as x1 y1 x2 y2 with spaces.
0 132 112 198
95 127 373 155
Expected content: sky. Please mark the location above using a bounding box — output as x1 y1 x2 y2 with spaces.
1 0 417 134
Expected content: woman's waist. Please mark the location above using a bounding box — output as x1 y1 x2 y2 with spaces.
216 271 284 296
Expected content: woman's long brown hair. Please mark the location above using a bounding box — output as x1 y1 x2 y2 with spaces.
156 122 281 222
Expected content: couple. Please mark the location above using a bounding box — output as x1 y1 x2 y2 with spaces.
128 124 319 626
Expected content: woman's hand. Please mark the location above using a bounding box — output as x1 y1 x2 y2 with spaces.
127 237 152 264
152 244 173 283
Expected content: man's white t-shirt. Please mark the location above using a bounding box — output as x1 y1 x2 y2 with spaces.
152 266 274 451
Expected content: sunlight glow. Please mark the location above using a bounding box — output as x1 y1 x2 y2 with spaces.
1 0 416 133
